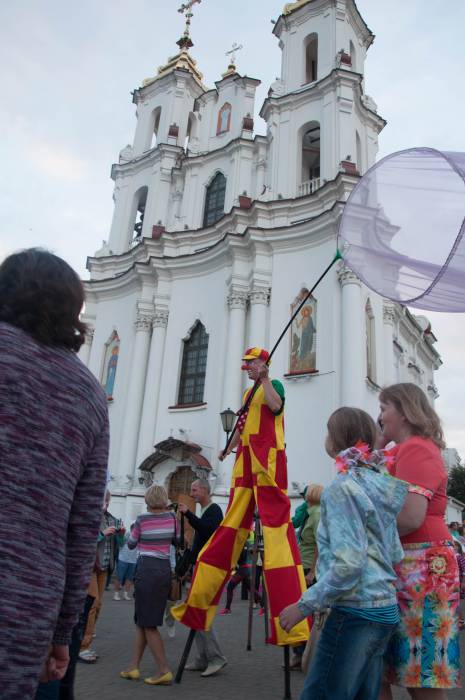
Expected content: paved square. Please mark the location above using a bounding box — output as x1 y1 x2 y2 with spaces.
75 591 465 699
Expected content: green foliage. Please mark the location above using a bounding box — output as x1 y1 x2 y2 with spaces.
447 465 465 505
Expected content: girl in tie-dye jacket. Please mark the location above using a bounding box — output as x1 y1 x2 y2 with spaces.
280 407 408 700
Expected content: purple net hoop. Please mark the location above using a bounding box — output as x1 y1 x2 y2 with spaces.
338 147 465 312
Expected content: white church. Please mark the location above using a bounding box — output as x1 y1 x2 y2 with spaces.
80 0 441 522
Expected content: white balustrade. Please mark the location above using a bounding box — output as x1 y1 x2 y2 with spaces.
297 177 321 197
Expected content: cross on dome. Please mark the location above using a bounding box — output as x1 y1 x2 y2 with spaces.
177 0 202 48
225 42 243 65
223 41 243 77
141 0 205 89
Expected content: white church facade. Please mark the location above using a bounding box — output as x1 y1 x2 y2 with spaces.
80 0 441 522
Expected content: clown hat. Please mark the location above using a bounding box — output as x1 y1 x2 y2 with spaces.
242 347 270 362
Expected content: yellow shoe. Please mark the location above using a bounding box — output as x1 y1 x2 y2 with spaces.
144 671 173 685
120 668 140 680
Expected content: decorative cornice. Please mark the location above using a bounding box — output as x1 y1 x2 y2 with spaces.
227 288 248 310
337 263 360 287
249 286 271 306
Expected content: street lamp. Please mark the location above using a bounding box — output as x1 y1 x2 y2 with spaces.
220 407 236 448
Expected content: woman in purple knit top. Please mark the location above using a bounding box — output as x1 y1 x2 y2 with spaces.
0 249 109 699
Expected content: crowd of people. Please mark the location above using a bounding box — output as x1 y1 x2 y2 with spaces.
0 247 462 700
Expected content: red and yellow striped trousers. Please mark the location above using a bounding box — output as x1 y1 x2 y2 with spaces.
172 436 310 646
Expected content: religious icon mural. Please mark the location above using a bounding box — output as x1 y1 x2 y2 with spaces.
289 289 317 373
102 330 120 400
217 102 232 135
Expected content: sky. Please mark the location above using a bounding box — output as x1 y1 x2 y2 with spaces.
1 0 465 454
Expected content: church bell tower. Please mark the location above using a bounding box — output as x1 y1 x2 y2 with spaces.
261 0 385 201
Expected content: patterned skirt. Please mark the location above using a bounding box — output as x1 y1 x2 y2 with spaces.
385 541 461 689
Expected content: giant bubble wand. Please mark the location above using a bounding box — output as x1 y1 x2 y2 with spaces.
338 147 465 311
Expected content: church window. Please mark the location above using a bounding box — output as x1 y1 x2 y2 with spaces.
366 300 376 383
304 34 318 84
132 187 148 242
356 130 362 173
102 331 120 401
299 121 320 196
217 103 232 135
178 321 209 405
150 107 162 149
349 40 357 72
203 172 226 227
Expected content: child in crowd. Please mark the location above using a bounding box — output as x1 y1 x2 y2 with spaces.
113 523 138 601
279 407 408 700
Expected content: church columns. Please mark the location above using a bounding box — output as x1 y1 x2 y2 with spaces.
135 308 169 467
117 303 154 483
338 265 364 406
382 301 396 386
248 286 270 349
222 287 248 413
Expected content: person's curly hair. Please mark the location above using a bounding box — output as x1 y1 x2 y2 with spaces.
0 248 87 351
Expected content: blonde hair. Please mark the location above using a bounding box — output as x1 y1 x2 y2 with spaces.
145 484 169 510
306 484 323 505
379 383 445 449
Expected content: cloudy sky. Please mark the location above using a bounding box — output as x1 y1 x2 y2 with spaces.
1 0 465 453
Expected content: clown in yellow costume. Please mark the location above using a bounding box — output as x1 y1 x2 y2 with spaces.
172 347 310 646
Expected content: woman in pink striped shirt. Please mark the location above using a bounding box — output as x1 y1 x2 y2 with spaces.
120 485 178 686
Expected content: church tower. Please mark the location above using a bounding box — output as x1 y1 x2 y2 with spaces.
107 9 207 255
262 0 384 199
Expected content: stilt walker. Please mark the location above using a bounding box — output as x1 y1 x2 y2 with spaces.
172 252 342 692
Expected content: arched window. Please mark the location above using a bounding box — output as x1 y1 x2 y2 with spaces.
203 173 226 227
132 186 148 242
304 34 318 84
102 330 120 401
299 122 320 196
217 103 232 135
366 299 376 383
349 40 357 72
185 112 197 152
178 322 209 405
356 130 362 174
150 107 162 149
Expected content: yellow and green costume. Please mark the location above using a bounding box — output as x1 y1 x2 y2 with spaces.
172 379 310 646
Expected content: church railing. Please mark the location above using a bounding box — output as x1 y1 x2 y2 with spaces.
298 177 321 197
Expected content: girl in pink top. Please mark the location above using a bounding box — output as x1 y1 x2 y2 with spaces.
378 383 460 699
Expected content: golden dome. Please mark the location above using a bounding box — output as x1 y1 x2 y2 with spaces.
283 0 312 16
